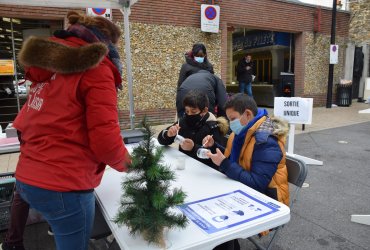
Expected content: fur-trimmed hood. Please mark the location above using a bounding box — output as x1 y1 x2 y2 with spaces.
256 116 289 137
206 112 229 136
18 36 109 82
270 116 289 137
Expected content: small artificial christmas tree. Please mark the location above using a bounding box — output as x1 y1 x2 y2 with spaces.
114 119 188 247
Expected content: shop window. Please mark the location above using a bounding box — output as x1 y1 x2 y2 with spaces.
254 57 272 83
0 17 63 131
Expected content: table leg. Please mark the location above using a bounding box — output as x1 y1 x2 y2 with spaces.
351 215 370 226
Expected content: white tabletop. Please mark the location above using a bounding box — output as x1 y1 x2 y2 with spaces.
0 137 20 154
95 141 290 250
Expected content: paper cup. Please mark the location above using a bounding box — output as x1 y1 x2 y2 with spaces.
175 155 186 170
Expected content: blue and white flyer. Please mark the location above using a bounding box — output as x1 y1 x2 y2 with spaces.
177 190 280 234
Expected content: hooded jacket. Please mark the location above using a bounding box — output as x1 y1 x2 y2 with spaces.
177 52 214 88
176 70 227 117
13 36 129 192
220 114 290 206
158 112 228 170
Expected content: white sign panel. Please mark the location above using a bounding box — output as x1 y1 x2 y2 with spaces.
274 97 313 124
330 44 339 64
86 8 112 19
201 4 220 33
366 77 370 90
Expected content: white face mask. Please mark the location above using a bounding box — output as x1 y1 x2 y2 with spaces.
230 119 244 135
194 56 205 63
229 113 248 135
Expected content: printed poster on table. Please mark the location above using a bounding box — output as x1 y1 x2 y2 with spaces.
177 190 280 234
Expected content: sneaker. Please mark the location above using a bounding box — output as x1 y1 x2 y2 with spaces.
47 226 54 236
1 243 25 250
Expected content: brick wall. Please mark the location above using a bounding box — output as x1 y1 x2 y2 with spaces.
126 0 349 36
0 1 351 120
126 0 350 90
118 109 176 129
0 4 77 20
303 92 337 106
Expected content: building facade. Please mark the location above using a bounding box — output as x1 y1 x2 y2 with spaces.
0 0 350 128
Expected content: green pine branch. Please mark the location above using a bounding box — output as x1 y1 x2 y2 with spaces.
114 117 188 246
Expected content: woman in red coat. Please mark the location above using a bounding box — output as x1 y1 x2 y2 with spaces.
12 11 130 250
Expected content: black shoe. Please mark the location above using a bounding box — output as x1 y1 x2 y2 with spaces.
1 243 26 250
47 226 54 236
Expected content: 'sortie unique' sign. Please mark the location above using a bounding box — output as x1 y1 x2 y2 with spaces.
274 97 313 124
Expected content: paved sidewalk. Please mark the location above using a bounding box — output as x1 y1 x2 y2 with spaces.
291 102 370 134
240 121 370 249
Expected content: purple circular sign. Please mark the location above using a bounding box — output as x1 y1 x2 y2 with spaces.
205 6 217 20
332 45 337 52
92 8 106 15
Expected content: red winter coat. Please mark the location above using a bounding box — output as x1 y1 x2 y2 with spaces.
13 36 130 191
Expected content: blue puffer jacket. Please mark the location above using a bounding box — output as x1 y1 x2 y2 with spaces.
220 109 290 205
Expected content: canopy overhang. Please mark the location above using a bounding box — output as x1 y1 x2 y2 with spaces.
0 0 139 9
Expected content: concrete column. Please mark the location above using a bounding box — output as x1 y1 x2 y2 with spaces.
220 22 228 84
359 44 369 100
271 48 285 82
294 32 304 97
344 43 355 81
227 29 233 85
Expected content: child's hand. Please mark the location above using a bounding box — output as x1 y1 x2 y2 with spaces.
167 124 180 137
207 148 226 166
202 135 214 148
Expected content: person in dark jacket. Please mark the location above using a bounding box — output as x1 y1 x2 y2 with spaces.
236 54 254 97
177 43 214 88
176 70 227 118
158 90 228 170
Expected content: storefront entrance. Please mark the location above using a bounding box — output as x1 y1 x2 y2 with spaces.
0 17 63 131
228 28 295 107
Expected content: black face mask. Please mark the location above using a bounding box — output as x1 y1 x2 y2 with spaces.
185 113 203 127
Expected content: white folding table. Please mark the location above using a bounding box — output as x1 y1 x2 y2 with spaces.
0 137 20 154
95 142 290 250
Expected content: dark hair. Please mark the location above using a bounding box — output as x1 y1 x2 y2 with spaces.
192 43 207 56
224 93 257 116
183 90 209 111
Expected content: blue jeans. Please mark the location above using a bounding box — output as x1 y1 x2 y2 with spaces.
239 81 253 97
16 181 95 250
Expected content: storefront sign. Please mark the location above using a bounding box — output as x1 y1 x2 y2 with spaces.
330 44 338 64
233 31 290 51
86 8 111 19
274 97 313 124
0 59 14 76
201 4 220 33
